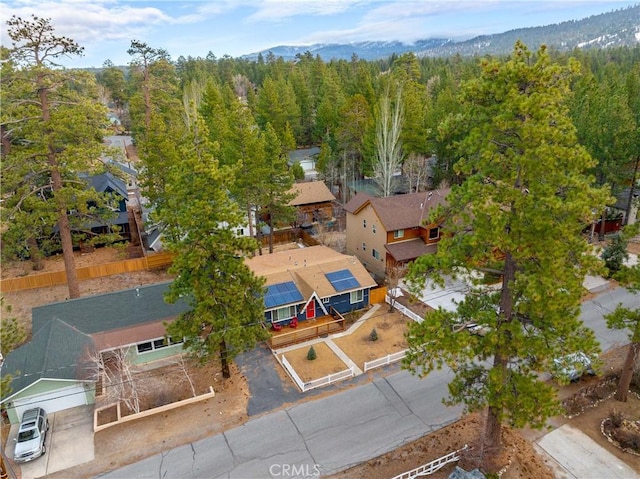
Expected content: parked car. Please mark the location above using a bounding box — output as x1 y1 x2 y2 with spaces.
552 352 595 382
13 407 48 463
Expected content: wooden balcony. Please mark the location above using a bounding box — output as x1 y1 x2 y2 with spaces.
268 308 346 350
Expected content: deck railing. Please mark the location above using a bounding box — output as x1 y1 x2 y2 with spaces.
269 315 345 349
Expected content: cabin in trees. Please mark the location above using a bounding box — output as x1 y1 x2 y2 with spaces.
288 181 336 228
246 245 376 329
0 282 188 423
343 189 450 280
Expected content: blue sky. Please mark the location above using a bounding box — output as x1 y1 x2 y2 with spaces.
1 1 637 68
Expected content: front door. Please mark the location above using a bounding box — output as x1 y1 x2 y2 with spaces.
305 301 315 319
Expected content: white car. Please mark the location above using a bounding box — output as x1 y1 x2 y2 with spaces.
14 407 48 463
552 352 595 382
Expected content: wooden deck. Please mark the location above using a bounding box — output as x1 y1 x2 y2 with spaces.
268 311 346 349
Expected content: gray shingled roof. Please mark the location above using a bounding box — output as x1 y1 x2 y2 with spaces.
1 319 96 400
32 282 190 335
86 172 128 198
2 282 190 401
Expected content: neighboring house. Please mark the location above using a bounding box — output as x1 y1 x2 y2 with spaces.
288 181 336 227
343 189 450 279
246 245 377 327
288 147 320 180
0 282 189 423
81 172 131 241
612 187 639 225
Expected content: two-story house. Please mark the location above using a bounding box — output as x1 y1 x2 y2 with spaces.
343 189 450 279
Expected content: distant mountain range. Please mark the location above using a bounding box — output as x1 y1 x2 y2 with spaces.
243 5 640 61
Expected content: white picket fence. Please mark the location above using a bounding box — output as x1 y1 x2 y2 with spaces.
385 295 424 323
391 445 468 479
280 354 354 392
363 349 408 372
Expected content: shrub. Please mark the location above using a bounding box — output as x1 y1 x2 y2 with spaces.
307 346 317 361
609 409 624 428
369 328 378 342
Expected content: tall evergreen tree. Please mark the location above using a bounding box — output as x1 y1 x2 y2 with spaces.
1 15 108 298
161 114 269 379
403 43 610 471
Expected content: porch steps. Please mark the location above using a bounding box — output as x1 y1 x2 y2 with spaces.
325 339 363 375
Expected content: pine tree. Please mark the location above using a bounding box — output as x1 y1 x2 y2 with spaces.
162 114 269 379
403 42 610 471
1 16 109 298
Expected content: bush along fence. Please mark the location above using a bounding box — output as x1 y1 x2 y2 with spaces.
278 353 354 392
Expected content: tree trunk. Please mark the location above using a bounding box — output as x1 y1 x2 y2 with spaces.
220 338 231 379
615 342 639 402
598 210 606 242
268 214 274 254
624 157 639 226
27 236 44 271
39 73 80 298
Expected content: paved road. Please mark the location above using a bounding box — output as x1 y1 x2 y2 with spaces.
99 287 639 479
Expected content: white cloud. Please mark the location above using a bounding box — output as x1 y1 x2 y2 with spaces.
2 0 171 46
246 0 362 22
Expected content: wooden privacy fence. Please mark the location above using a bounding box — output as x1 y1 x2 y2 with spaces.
0 252 174 293
369 286 387 304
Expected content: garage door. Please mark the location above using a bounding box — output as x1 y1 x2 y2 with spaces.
13 384 89 420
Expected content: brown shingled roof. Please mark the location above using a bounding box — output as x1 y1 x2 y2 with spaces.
345 189 450 231
288 181 336 206
385 239 438 262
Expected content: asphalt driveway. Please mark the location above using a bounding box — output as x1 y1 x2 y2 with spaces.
6 405 94 479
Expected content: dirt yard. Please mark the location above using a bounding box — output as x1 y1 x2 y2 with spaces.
332 309 409 369
282 342 349 382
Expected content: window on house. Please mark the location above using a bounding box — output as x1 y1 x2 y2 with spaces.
362 242 366 251
136 336 182 354
394 229 405 239
429 227 440 240
372 249 380 260
275 305 296 321
372 224 376 234
363 219 367 228
322 297 330 304
350 290 364 304
237 228 244 236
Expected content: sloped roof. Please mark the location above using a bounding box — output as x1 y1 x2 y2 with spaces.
288 181 336 206
385 239 438 262
32 282 190 335
246 245 376 308
1 319 96 401
344 189 450 232
86 172 128 198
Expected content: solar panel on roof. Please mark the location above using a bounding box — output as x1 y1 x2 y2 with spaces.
264 281 304 308
325 269 360 292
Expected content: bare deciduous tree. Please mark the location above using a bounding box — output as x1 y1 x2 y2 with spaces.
374 84 404 197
